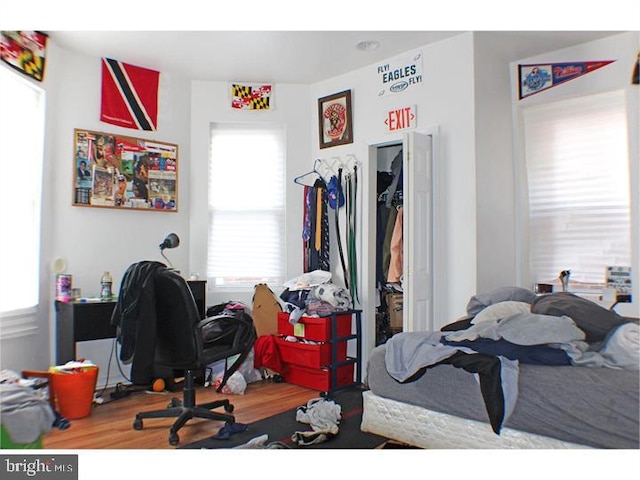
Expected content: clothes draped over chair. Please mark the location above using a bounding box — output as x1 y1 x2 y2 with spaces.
111 260 166 384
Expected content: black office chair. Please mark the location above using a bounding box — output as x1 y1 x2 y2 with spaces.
131 267 257 445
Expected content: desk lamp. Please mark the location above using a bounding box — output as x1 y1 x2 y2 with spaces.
159 233 180 269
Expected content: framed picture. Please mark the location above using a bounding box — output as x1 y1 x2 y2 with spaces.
318 90 353 149
72 128 179 212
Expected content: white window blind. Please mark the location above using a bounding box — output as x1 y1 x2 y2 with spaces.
523 90 631 287
208 123 285 288
0 66 45 313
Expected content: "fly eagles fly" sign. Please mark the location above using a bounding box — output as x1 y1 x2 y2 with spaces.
376 52 423 97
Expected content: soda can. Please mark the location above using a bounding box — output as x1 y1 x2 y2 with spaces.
56 274 73 301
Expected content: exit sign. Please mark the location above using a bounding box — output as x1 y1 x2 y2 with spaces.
385 105 416 132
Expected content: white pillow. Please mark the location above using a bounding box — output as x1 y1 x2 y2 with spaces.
471 301 531 325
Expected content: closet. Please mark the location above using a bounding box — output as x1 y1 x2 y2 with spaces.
365 131 436 354
375 143 404 345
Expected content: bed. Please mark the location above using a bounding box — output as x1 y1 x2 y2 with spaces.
360 288 640 449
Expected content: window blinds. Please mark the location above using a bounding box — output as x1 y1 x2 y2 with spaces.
207 123 285 287
523 90 631 285
0 67 45 313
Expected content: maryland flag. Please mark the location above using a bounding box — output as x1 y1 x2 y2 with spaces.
0 31 48 81
231 83 272 110
100 58 159 131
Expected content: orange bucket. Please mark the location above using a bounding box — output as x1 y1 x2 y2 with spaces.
49 366 99 419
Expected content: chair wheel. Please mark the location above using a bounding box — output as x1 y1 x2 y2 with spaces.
169 432 179 445
225 404 234 413
168 398 181 408
133 418 143 430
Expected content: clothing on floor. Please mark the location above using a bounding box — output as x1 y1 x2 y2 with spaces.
292 397 342 446
0 383 56 444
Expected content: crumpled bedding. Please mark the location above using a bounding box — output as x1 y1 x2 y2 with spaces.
447 289 639 370
384 288 640 436
385 331 519 433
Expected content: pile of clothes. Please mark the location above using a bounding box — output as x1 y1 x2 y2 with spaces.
0 370 58 446
279 270 353 324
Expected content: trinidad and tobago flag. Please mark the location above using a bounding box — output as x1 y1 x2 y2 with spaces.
100 58 159 131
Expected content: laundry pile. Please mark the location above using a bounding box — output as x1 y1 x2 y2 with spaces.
279 270 352 324
291 397 342 446
0 370 58 446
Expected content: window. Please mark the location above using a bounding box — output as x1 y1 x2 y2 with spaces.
0 66 45 315
208 123 285 288
522 90 631 289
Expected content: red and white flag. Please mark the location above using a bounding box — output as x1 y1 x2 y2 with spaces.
100 58 159 131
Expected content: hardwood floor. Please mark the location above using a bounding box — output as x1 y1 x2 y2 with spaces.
42 379 319 449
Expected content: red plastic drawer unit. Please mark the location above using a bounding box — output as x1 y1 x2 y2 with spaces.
277 312 352 341
282 363 355 392
274 337 347 369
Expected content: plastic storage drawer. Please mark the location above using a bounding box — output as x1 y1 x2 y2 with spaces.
282 363 354 392
277 312 352 341
275 337 347 369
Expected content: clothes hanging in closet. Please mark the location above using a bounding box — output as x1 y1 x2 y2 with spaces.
377 148 404 287
387 206 403 283
376 171 394 288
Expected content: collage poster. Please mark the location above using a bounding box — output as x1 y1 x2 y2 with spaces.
74 129 178 211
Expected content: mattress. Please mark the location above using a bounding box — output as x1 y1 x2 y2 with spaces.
363 344 640 449
361 390 589 449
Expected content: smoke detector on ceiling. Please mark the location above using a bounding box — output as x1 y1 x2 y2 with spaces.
356 40 380 52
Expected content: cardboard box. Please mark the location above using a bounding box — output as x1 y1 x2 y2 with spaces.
277 312 352 341
275 337 347 369
387 293 403 329
282 363 354 392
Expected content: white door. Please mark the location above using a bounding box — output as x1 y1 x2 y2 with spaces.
403 132 434 332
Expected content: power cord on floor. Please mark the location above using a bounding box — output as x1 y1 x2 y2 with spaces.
93 336 147 404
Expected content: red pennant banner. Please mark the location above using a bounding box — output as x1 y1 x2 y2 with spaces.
100 58 159 131
519 61 614 99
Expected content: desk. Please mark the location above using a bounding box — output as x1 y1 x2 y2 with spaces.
54 280 207 365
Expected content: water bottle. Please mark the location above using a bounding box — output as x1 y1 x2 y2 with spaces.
100 271 113 300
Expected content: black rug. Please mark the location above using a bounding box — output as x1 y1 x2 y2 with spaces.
181 386 388 449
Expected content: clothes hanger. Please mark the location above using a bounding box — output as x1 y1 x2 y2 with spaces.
345 154 360 173
293 159 325 186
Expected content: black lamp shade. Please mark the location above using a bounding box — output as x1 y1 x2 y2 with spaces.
160 233 180 250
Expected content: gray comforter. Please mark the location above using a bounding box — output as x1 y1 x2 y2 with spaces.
368 343 639 448
373 289 640 448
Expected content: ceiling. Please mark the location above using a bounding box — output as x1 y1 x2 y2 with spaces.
49 31 624 84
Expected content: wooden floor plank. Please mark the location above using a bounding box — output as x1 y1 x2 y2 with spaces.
42 380 319 449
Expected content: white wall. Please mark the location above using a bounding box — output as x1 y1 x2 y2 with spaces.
311 32 478 318
0 39 193 385
510 31 640 318
473 33 519 292
309 33 478 365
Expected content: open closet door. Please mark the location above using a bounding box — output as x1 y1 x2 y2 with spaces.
403 132 433 332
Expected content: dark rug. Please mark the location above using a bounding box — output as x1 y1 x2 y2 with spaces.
181 386 388 449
